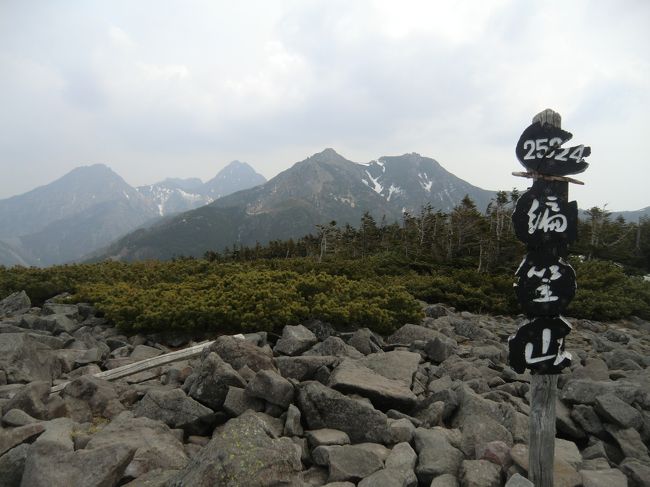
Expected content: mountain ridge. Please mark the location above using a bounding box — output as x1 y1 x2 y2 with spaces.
0 160 267 266
93 149 498 262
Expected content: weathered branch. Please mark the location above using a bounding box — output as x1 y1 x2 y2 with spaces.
50 340 214 394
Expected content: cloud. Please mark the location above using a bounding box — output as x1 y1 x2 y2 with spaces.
0 0 648 210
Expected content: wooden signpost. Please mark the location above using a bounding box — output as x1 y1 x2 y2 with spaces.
508 109 590 486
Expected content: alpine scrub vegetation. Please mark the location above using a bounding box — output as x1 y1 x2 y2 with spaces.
1 197 649 334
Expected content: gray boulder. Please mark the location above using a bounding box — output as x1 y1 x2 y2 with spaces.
561 379 643 406
328 359 417 411
604 424 650 463
208 336 275 372
571 404 605 437
0 442 29 487
2 408 40 427
21 440 134 487
347 328 384 355
61 375 125 423
0 422 45 456
32 314 80 335
274 325 318 356
505 473 533 487
222 386 264 417
41 303 78 319
306 428 351 448
413 427 464 484
134 388 216 436
357 468 416 487
387 324 440 345
183 352 246 410
313 444 384 482
0 292 30 318
284 404 303 436
580 468 628 487
0 333 55 383
276 355 339 381
594 394 643 429
246 369 294 408
1 381 49 419
168 413 302 486
620 459 650 487
424 335 458 363
304 336 364 359
297 381 392 444
358 350 421 388
459 459 502 487
86 412 188 480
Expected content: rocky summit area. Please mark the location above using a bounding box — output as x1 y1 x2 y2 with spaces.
0 291 649 487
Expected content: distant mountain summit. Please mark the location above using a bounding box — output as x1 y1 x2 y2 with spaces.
0 164 157 266
136 161 267 216
0 160 267 266
0 164 143 238
95 149 497 261
202 160 266 200
360 153 494 213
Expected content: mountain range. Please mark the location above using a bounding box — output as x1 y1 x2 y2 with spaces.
5 148 645 267
0 161 266 266
93 149 497 261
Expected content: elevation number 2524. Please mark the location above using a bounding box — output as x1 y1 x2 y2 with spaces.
522 138 586 162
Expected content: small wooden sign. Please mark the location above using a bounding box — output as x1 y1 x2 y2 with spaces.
516 122 590 176
514 251 576 316
508 316 573 374
512 184 578 247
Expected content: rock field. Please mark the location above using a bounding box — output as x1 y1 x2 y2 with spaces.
1 290 649 487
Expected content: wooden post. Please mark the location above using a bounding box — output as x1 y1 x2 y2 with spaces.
529 109 562 487
508 109 590 487
529 374 558 487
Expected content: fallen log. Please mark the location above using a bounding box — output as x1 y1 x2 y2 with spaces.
49 339 214 394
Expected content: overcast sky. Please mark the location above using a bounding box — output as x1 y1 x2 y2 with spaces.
1 0 648 211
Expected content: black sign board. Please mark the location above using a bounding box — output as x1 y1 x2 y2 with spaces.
514 251 576 316
512 181 578 247
516 122 590 176
508 316 573 374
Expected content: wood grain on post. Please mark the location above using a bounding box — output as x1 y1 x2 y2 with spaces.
529 374 558 487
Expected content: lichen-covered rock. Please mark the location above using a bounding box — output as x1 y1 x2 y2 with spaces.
168 412 302 486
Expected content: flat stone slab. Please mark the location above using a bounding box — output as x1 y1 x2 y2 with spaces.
328 359 417 411
358 351 421 388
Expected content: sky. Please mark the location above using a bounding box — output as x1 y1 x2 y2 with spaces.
0 0 648 211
